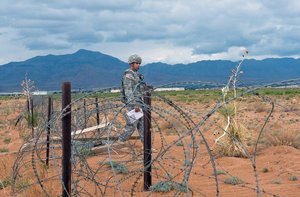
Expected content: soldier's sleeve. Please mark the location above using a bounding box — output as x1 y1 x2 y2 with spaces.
123 73 139 106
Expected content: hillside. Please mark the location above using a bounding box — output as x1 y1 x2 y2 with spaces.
0 49 300 92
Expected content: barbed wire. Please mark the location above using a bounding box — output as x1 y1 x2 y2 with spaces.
9 73 300 196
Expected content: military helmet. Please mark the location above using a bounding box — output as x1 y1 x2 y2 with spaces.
128 54 142 64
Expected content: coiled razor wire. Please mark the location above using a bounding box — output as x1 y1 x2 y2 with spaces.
10 75 300 196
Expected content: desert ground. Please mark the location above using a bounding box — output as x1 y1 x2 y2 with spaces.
0 88 299 197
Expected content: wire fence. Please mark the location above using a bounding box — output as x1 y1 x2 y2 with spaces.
9 71 300 196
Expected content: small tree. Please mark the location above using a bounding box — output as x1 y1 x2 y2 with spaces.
21 74 35 113
21 74 38 128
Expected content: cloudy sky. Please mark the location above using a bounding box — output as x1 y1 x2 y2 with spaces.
1 0 300 64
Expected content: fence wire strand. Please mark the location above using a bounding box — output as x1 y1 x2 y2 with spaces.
10 74 300 196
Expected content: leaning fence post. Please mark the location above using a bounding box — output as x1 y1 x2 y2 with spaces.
62 82 72 197
83 98 87 129
31 98 34 138
26 99 30 127
95 97 100 135
46 96 52 167
143 85 152 190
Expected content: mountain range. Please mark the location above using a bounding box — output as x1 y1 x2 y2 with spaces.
0 49 299 92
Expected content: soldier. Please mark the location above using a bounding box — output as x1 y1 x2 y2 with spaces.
118 54 145 143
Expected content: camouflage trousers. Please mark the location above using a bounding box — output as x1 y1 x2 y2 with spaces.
118 107 144 142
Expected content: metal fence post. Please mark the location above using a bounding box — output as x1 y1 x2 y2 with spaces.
62 82 72 197
95 97 100 134
26 99 30 127
46 96 52 167
31 98 34 138
83 99 87 129
143 85 152 190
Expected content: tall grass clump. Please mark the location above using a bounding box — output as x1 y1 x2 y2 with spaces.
0 176 13 189
24 111 39 127
261 129 300 149
214 52 248 157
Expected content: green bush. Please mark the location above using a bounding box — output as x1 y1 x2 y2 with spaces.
149 181 188 193
289 175 298 181
105 161 128 174
150 181 173 192
0 148 9 153
214 170 226 175
224 176 244 185
25 111 39 127
3 137 11 144
0 177 12 189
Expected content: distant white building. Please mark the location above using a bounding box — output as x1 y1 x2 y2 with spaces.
32 91 48 95
110 89 121 93
110 87 185 93
155 87 185 92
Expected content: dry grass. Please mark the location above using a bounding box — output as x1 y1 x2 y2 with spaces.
283 105 299 112
261 129 300 149
159 117 180 135
214 104 248 157
0 157 14 193
253 102 269 113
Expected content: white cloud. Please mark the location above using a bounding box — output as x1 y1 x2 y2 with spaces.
0 0 300 64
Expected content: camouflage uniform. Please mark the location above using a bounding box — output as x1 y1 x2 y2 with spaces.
118 68 145 142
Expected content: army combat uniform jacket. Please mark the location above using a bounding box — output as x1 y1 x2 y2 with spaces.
122 68 144 107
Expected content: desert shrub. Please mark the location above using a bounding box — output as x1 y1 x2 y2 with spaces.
224 176 244 185
289 175 298 181
0 148 9 153
149 181 188 193
19 129 31 141
3 137 11 144
104 161 128 174
261 129 300 149
215 104 247 157
0 176 12 189
14 179 31 190
72 141 94 157
173 183 188 192
25 111 39 127
214 170 226 175
272 179 281 184
150 181 173 192
262 167 269 173
218 105 235 118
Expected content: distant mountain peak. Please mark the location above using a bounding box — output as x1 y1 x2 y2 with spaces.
72 49 120 61
75 49 98 54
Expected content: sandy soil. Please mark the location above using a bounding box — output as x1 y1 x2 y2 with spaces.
0 95 299 197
